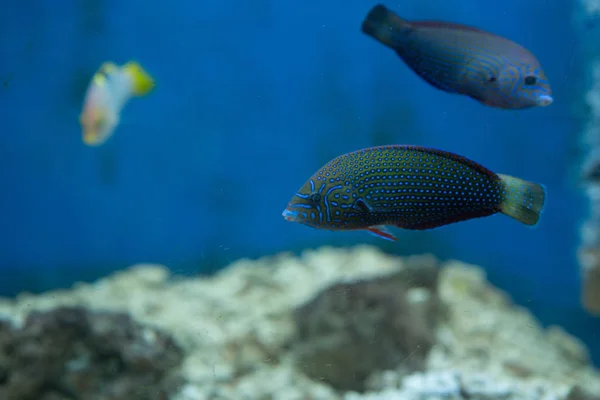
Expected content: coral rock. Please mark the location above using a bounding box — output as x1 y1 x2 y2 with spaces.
0 306 183 400
291 255 441 392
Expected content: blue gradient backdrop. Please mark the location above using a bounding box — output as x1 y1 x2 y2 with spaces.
2 0 597 359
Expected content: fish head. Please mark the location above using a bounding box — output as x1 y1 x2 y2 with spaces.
80 107 116 146
484 61 553 109
282 172 351 229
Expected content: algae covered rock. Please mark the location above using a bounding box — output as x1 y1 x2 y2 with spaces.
567 385 600 400
0 306 183 400
291 255 441 392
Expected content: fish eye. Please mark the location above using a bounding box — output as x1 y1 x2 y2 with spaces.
309 193 321 203
524 76 537 85
487 76 497 83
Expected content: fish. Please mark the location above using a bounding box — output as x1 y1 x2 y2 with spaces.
79 61 155 146
361 4 553 110
282 145 546 242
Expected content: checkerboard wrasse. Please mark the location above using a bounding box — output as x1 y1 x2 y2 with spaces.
282 145 546 241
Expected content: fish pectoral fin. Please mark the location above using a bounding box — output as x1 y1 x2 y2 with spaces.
365 225 397 242
353 198 373 213
354 199 397 241
354 198 390 214
99 62 118 74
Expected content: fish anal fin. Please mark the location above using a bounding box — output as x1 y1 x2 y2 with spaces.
365 225 397 242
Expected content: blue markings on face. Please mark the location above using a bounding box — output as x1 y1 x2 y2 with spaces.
316 182 328 223
497 62 552 107
290 204 313 209
284 172 350 228
324 185 343 223
317 182 326 196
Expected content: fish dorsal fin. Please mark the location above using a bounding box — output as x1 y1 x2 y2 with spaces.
412 20 488 35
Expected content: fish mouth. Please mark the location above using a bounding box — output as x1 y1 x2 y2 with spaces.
536 94 553 107
83 131 100 146
282 208 298 222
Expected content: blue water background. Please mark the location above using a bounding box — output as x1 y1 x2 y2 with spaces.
2 0 597 359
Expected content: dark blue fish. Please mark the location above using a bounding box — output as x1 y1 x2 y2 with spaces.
282 145 546 241
361 4 553 110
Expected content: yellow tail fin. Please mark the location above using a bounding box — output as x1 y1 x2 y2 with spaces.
123 61 155 96
498 173 546 226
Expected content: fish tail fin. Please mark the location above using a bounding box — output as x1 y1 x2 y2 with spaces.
361 4 407 49
122 61 155 96
498 173 546 226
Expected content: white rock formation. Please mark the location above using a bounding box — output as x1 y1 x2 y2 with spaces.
0 245 597 399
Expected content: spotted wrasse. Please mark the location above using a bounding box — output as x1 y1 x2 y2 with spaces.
282 145 546 241
361 4 553 110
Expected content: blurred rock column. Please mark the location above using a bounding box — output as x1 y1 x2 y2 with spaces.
579 59 600 315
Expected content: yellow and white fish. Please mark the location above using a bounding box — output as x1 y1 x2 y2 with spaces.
79 61 155 146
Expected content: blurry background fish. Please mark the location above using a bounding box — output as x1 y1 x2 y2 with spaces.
0 0 594 366
361 4 553 110
80 61 154 146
